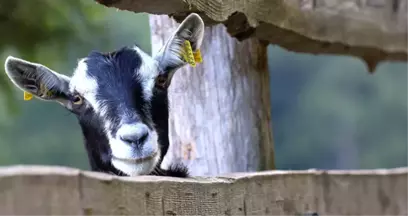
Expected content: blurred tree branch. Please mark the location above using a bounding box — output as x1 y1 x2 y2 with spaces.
0 0 105 114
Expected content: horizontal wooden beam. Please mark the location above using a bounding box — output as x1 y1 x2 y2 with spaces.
0 165 406 215
94 0 407 72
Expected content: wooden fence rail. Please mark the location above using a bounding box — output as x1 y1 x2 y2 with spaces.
0 165 406 215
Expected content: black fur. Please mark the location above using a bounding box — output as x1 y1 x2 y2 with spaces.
72 47 189 178
151 163 189 178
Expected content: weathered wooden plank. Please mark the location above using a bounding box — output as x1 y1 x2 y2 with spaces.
94 0 407 72
150 15 275 176
0 165 406 215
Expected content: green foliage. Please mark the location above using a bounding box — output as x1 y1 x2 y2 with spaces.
269 46 407 170
0 0 105 114
0 0 105 59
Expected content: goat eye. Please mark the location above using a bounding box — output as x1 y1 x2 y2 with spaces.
72 95 83 105
155 75 168 88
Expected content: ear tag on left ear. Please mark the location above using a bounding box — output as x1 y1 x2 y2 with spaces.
182 40 203 67
23 92 33 101
23 84 55 101
39 83 55 98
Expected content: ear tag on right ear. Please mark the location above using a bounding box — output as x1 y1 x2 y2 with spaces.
182 40 203 67
193 49 202 64
24 92 33 101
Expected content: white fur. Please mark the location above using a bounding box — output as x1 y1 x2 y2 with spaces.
133 46 159 102
111 152 160 176
108 132 158 158
69 58 112 133
113 123 159 159
69 59 100 110
110 123 160 176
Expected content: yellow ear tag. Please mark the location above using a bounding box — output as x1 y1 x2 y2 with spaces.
182 40 203 67
23 84 54 101
193 49 202 64
24 92 33 101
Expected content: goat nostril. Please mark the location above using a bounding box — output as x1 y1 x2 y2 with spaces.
117 124 150 147
120 136 136 145
119 128 149 147
139 131 148 144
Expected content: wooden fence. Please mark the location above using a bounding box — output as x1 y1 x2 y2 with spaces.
0 165 406 215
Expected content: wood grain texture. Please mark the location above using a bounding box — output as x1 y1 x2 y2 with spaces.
150 15 275 176
95 0 408 72
0 165 406 215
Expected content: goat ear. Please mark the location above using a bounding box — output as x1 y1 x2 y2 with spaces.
154 13 205 72
4 56 70 101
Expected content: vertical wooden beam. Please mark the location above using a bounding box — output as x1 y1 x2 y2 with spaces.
149 15 275 176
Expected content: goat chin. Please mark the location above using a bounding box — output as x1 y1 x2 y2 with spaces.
111 151 161 176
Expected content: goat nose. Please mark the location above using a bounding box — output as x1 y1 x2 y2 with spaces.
118 124 149 147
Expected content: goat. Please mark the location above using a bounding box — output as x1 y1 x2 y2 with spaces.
3 13 205 178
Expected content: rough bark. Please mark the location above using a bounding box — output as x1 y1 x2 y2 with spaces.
1 165 407 215
150 15 274 176
95 0 408 72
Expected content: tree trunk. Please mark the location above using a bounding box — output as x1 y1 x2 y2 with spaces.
149 15 275 176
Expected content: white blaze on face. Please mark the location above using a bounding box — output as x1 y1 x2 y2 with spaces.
69 57 160 176
69 59 100 111
133 46 160 102
70 58 121 135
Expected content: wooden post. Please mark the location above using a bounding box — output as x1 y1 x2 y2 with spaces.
149 15 275 176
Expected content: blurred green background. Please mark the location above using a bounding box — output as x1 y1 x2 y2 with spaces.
0 0 406 171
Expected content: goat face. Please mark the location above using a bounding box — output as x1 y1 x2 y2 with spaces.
3 13 204 176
